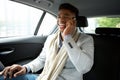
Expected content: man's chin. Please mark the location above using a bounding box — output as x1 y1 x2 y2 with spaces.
59 29 64 33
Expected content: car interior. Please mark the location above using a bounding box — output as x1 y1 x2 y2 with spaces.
0 0 120 80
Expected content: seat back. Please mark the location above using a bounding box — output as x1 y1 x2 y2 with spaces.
76 16 88 27
83 28 120 80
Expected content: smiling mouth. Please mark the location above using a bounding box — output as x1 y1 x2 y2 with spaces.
59 24 65 27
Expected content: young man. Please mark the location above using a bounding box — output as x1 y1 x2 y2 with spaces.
0 3 94 80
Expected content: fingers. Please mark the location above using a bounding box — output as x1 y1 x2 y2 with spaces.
9 64 25 78
1 64 23 79
14 67 26 77
65 20 76 33
14 70 22 77
0 70 3 75
3 66 11 79
66 19 76 29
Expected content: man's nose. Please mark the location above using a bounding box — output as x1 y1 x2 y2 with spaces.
58 17 66 22
58 19 65 24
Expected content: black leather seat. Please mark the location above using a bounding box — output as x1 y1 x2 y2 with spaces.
83 28 120 80
76 16 88 27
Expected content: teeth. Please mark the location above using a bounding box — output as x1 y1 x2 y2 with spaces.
59 24 65 26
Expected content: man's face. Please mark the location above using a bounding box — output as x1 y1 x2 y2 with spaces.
57 9 76 33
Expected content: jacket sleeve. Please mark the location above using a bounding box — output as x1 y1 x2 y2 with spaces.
23 35 53 73
63 34 94 74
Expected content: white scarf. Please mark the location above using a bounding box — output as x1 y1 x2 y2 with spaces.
37 29 80 80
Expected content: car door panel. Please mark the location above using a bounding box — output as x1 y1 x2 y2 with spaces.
0 36 47 66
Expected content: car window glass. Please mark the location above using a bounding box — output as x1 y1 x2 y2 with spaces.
0 0 43 37
37 13 57 36
84 16 120 33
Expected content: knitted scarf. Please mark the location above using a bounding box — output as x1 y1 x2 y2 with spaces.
37 29 80 80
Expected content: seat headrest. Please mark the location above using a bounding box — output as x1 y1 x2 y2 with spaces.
76 16 88 27
95 27 120 35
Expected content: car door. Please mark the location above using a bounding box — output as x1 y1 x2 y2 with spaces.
0 36 47 66
0 0 57 68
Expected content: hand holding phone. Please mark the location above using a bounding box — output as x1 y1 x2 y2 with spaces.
62 18 76 39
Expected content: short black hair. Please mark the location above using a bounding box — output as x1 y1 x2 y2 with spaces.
59 3 79 18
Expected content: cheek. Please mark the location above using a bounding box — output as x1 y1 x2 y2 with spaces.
57 19 66 24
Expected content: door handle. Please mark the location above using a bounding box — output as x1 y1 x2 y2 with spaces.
0 48 14 55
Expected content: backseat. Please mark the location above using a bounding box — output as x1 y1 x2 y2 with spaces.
83 28 120 80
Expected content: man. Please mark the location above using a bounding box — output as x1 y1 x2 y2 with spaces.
0 3 94 80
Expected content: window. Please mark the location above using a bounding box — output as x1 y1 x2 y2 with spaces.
84 16 120 33
0 0 57 37
37 13 57 36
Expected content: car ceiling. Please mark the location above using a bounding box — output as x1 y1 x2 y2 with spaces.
11 0 120 17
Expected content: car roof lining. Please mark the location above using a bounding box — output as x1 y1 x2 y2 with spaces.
10 0 120 17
